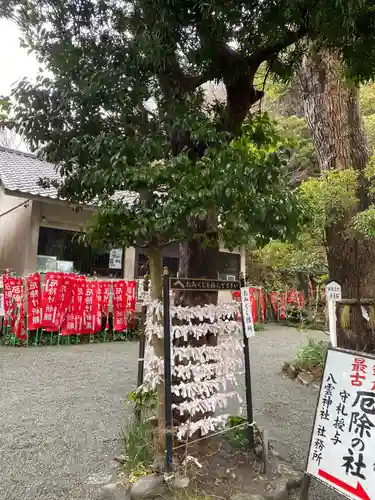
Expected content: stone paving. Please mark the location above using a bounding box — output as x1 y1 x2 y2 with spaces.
0 326 338 500
0 342 139 500
245 325 339 500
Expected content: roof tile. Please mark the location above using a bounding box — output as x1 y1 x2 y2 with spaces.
0 146 136 205
0 146 60 199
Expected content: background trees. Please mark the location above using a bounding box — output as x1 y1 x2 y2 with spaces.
3 1 375 352
3 0 375 296
249 58 375 349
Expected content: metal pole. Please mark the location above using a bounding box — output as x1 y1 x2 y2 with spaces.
163 267 173 472
137 328 146 383
299 474 311 500
137 275 149 389
240 274 254 449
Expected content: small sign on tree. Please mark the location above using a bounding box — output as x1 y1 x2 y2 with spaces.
325 280 342 302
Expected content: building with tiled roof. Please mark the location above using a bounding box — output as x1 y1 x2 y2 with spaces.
0 147 245 284
0 147 61 200
0 146 137 205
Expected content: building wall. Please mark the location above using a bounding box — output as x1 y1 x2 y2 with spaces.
39 201 92 232
32 201 94 274
0 190 247 284
0 190 32 275
24 201 41 275
0 196 96 276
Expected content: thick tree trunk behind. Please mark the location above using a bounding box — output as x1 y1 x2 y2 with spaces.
178 206 219 307
300 49 375 351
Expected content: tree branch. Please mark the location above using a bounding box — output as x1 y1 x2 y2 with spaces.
248 26 308 67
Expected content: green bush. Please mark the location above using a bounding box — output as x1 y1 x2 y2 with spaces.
286 303 308 324
121 416 155 474
294 338 327 372
128 386 157 416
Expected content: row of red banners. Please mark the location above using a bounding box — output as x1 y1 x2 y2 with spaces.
234 286 323 323
2 273 136 340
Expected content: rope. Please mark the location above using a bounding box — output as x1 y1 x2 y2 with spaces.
173 421 254 450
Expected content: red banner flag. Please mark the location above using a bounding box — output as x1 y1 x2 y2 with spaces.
60 276 83 336
27 273 42 329
279 291 287 320
269 291 278 315
308 279 313 298
126 280 136 328
55 274 75 329
74 277 87 333
3 274 18 327
248 287 258 323
82 281 98 334
258 287 265 322
97 281 111 331
95 281 104 332
3 276 27 340
287 288 297 304
113 280 127 332
41 272 64 331
60 288 77 336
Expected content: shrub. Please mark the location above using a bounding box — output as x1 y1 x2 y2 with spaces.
294 338 327 372
121 415 155 475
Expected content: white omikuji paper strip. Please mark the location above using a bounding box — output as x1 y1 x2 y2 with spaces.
144 320 242 341
145 299 240 323
144 352 244 381
171 372 241 398
176 414 230 440
142 301 244 438
172 391 242 416
173 339 243 362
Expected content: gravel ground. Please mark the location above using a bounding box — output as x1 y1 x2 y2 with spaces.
247 324 340 500
0 342 139 500
0 326 338 500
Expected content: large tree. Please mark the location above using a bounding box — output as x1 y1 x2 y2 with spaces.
4 0 375 447
300 49 375 350
3 0 375 292
247 79 375 289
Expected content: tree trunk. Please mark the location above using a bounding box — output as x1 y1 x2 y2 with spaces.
178 206 219 306
300 49 375 351
147 245 165 450
169 57 260 433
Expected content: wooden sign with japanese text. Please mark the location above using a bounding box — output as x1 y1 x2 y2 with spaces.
325 280 342 302
170 278 240 291
306 348 375 500
240 287 255 338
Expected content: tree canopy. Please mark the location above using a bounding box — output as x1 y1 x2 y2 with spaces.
4 0 375 279
249 80 375 284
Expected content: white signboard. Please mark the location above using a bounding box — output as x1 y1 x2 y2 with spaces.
37 255 57 272
325 280 342 302
306 348 375 500
240 287 255 338
109 249 123 270
56 260 74 273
